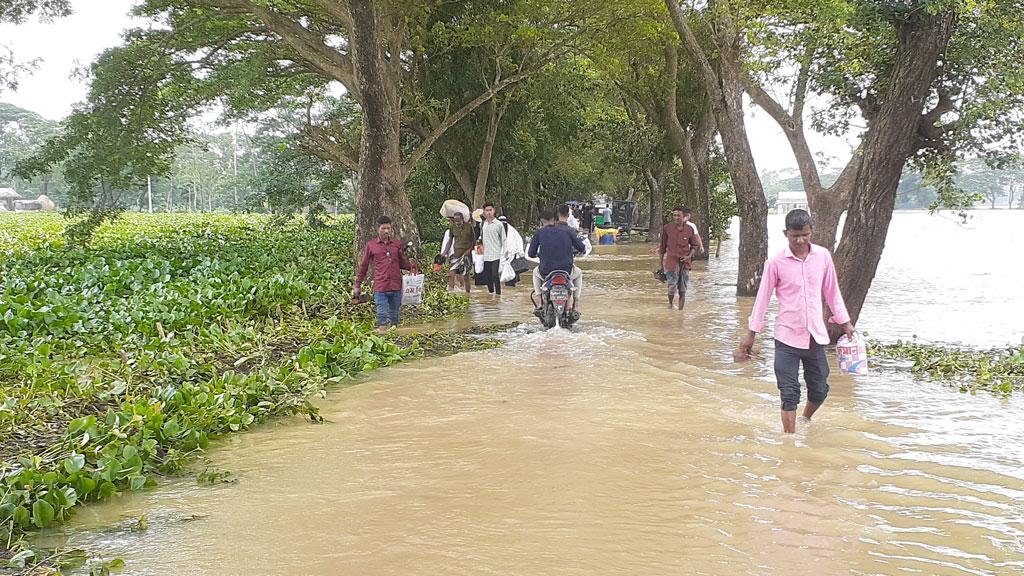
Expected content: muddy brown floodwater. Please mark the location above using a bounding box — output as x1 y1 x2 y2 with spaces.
49 212 1024 575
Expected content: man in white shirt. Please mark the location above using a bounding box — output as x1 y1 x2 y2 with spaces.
680 207 705 254
558 204 578 231
480 203 507 295
566 206 579 231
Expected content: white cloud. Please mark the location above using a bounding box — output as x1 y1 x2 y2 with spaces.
0 0 139 120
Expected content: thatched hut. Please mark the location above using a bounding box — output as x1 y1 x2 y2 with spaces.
0 188 58 211
0 188 21 211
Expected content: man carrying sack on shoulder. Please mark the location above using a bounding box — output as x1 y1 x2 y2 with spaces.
442 212 476 293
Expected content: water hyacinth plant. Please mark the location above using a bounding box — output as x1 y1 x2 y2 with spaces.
869 339 1024 396
0 213 466 551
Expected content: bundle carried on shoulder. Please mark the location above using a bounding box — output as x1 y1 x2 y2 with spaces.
440 199 471 221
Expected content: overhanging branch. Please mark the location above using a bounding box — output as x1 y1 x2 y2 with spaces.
202 0 357 95
303 121 359 172
401 69 533 180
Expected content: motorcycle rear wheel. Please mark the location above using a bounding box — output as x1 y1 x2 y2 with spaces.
542 304 557 329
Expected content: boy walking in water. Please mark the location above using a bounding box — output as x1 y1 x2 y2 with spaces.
734 209 855 433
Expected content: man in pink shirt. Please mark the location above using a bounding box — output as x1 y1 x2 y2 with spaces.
735 209 855 433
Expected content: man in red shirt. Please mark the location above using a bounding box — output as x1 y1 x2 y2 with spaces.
353 216 418 332
657 206 704 310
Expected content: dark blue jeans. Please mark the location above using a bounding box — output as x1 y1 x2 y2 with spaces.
774 339 830 411
374 290 402 327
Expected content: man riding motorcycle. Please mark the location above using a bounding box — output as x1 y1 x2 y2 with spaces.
528 208 586 315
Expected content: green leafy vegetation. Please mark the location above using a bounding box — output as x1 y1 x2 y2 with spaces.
0 213 467 550
870 340 1024 396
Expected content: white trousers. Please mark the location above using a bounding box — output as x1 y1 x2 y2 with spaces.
533 266 582 304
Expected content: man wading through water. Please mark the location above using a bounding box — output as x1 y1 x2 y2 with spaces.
657 207 704 310
353 216 419 333
734 209 855 433
442 212 476 293
480 203 507 296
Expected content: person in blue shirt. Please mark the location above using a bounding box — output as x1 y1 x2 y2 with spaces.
528 208 586 312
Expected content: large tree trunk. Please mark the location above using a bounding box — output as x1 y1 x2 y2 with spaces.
677 109 716 261
716 55 768 295
719 126 769 294
644 166 668 243
659 44 716 260
833 11 957 331
472 98 503 208
348 0 419 256
667 2 768 294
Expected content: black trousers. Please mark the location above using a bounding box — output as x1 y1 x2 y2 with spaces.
773 339 830 411
484 260 502 294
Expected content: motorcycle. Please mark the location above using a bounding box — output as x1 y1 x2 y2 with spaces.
531 270 580 329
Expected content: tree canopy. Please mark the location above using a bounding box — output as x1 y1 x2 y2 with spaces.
3 0 1022 315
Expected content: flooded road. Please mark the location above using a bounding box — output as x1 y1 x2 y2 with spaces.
53 212 1024 575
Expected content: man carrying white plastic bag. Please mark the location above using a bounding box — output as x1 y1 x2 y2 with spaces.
734 209 857 434
353 216 420 333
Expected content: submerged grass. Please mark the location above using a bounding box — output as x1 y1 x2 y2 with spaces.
0 213 475 570
869 339 1024 395
399 322 521 357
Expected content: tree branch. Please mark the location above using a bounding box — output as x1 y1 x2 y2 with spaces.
661 42 692 160
918 88 957 142
693 104 717 163
203 0 356 95
303 121 359 172
745 79 823 195
310 0 354 32
401 69 532 180
792 45 814 119
829 149 862 206
665 0 721 99
745 79 791 127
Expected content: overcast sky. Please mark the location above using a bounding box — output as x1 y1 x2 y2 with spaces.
0 0 856 175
